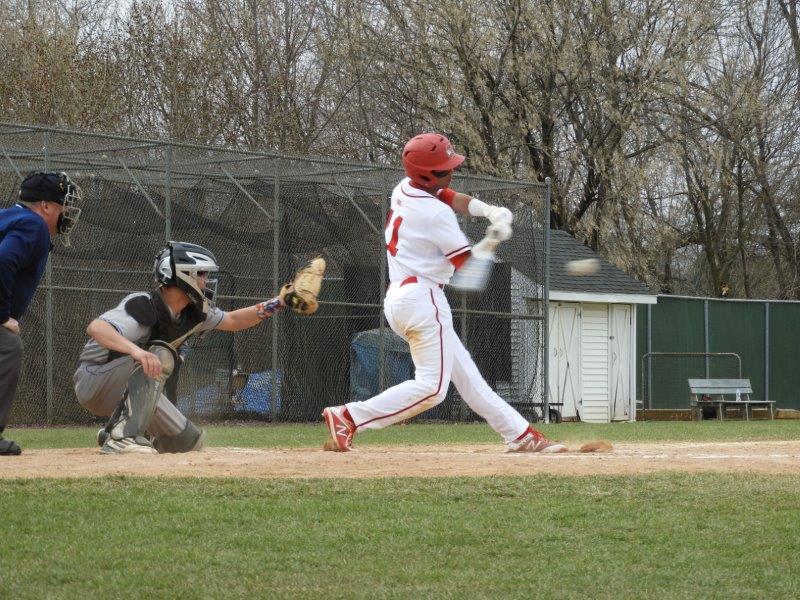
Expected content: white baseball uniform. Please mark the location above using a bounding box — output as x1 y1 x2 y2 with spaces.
344 178 529 442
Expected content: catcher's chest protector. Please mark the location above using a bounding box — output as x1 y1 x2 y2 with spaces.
147 291 205 346
119 291 205 355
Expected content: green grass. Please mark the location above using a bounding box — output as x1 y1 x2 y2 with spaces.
7 419 800 450
2 475 800 599
4 423 800 598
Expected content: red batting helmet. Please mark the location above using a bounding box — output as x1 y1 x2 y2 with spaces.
402 133 465 188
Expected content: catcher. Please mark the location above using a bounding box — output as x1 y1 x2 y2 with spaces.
73 241 324 454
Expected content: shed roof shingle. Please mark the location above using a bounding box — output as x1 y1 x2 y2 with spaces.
548 229 651 295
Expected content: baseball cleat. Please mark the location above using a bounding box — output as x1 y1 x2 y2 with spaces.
96 428 110 447
0 437 22 456
507 426 567 453
193 428 207 452
100 435 157 455
322 406 355 452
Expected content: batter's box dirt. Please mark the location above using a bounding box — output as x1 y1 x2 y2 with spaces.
3 441 800 479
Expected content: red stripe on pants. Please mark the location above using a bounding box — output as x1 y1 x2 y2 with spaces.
356 289 444 428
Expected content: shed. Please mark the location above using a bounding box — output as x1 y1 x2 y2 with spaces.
546 230 656 423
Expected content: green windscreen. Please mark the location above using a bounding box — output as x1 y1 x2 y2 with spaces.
644 297 705 408
636 305 648 402
768 303 800 409
638 296 800 410
708 300 765 401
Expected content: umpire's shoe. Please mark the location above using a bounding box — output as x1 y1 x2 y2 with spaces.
0 433 22 456
100 435 157 455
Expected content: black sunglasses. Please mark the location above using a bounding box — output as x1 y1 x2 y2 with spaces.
432 170 452 178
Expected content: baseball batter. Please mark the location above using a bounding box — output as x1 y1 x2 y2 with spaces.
323 133 566 453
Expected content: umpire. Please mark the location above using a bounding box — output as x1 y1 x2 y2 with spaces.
0 172 82 455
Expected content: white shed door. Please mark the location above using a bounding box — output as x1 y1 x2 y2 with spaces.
609 304 632 420
548 303 580 418
580 304 610 423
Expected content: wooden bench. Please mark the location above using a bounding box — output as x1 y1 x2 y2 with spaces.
688 378 775 421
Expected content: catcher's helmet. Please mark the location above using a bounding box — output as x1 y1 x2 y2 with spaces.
154 241 219 318
19 171 83 247
402 133 465 188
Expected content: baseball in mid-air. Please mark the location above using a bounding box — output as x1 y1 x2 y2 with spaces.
565 258 600 276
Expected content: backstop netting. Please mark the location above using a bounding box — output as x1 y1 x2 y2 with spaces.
0 123 549 425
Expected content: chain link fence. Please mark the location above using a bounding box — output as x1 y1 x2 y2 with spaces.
1 123 550 425
640 352 742 409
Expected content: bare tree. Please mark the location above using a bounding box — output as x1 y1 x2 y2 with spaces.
1 0 799 298
0 0 122 128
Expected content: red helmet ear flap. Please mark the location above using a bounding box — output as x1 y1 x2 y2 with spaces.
402 133 465 187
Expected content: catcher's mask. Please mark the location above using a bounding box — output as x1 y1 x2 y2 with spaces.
154 241 219 318
19 171 83 247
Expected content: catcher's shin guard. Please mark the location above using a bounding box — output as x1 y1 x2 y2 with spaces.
98 394 126 446
153 420 206 453
109 342 177 442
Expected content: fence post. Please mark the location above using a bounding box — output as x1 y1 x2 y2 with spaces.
455 189 469 422
647 303 652 409
270 175 281 422
164 144 172 241
378 181 389 391
458 192 468 356
460 205 467 345
543 178 551 423
704 299 710 378
764 302 769 401
44 130 54 425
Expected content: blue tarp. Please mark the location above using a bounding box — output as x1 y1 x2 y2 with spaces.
350 328 413 400
232 370 282 415
177 370 282 417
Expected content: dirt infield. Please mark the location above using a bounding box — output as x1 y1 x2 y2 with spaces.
3 440 800 478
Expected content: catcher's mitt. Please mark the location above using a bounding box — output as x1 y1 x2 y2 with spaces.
280 257 326 315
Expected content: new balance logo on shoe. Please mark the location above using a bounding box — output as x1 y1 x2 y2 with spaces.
508 426 567 453
322 406 355 452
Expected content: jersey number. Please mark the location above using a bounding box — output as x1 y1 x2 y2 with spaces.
385 210 403 257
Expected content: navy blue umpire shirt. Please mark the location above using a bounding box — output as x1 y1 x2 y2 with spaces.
0 203 52 325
